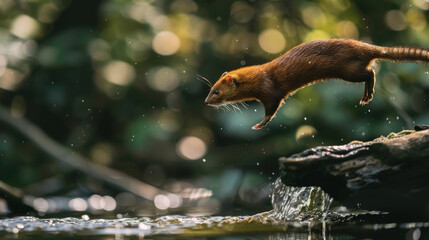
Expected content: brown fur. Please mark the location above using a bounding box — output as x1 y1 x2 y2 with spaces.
204 39 429 129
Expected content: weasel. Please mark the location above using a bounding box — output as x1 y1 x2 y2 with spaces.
204 39 429 130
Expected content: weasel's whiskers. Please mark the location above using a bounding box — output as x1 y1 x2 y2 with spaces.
222 104 231 112
239 102 249 109
196 74 213 87
230 103 242 113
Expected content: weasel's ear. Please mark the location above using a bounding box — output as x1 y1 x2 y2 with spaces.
225 75 238 86
225 75 232 84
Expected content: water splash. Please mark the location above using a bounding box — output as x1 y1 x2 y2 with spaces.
269 178 333 221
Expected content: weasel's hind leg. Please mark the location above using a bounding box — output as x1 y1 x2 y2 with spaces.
345 67 376 105
358 69 376 105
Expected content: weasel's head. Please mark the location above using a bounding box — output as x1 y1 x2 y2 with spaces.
204 71 240 106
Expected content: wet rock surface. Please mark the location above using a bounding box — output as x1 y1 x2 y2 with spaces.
279 127 429 221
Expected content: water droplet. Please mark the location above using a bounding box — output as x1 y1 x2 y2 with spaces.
254 109 257 112
202 159 206 163
216 16 222 21
256 162 260 166
304 117 307 121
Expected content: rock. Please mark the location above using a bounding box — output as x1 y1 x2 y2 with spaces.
279 128 429 221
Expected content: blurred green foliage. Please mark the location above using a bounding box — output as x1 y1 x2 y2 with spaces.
0 0 428 210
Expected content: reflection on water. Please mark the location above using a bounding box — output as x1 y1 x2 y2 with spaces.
0 214 428 239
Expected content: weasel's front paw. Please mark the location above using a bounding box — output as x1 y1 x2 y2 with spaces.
252 116 272 130
252 122 268 130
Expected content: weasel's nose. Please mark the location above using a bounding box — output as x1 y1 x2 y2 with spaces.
204 97 209 105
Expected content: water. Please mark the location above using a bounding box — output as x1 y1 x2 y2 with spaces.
1 178 428 239
269 178 333 221
1 214 428 239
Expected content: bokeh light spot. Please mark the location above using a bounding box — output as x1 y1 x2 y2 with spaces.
167 194 183 208
152 31 180 55
101 196 116 211
412 0 429 10
88 195 102 210
102 60 135 86
304 30 330 42
147 66 180 92
176 136 207 160
385 10 407 31
68 198 88 211
33 198 49 212
258 29 286 54
406 9 427 31
336 21 359 39
154 194 170 210
295 125 317 141
10 15 41 39
11 95 26 118
301 4 326 28
230 1 254 23
38 3 60 23
0 68 25 91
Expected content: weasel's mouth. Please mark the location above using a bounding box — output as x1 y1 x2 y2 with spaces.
207 101 228 107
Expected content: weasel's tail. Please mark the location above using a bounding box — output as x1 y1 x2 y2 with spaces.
372 45 429 63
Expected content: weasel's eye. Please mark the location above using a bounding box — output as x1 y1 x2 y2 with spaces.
214 90 219 95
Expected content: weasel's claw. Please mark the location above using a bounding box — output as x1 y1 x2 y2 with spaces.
359 96 373 105
252 116 272 130
359 99 368 105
